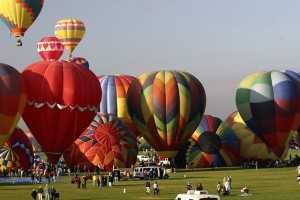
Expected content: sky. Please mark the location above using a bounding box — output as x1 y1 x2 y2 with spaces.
1 0 300 131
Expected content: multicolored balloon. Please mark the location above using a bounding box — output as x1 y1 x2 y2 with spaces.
127 70 206 158
98 75 139 136
64 113 138 171
0 0 44 46
68 57 89 68
0 63 27 149
226 111 288 160
21 60 101 163
55 19 85 57
187 115 240 168
236 70 300 156
0 127 34 171
37 36 64 60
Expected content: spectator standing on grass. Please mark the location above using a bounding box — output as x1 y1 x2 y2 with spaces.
44 184 50 200
186 182 192 191
77 177 81 189
216 182 222 196
50 186 57 200
37 186 43 200
297 164 300 174
145 180 150 194
93 174 97 186
31 189 37 200
153 181 159 195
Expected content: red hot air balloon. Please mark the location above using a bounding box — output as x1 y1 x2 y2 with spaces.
0 63 27 148
21 60 101 163
37 36 64 60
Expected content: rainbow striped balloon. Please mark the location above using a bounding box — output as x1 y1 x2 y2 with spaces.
55 19 85 56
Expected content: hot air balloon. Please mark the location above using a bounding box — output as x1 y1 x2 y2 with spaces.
69 57 89 68
25 131 43 152
0 127 34 171
0 63 27 149
236 70 300 157
127 70 206 158
226 111 288 160
64 113 138 171
37 36 64 60
21 60 101 164
55 19 85 57
0 0 44 46
98 75 139 136
176 115 240 168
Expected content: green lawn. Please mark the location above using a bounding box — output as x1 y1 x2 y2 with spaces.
1 149 299 199
0 165 299 200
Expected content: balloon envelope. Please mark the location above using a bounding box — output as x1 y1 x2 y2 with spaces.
0 127 34 171
226 111 288 160
55 19 85 56
64 113 138 171
0 0 44 39
236 70 300 156
69 57 89 68
127 70 206 158
37 36 64 60
188 115 240 168
98 74 139 136
25 131 43 152
0 63 27 148
21 60 101 163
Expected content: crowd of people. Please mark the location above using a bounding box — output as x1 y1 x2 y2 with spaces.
31 184 58 200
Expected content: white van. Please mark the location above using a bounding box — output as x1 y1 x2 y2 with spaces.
174 190 220 200
133 166 169 179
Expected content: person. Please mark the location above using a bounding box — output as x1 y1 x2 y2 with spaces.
224 179 230 196
77 177 81 189
153 181 159 195
198 183 203 190
92 175 97 186
109 173 113 187
186 182 192 191
44 184 50 200
297 164 300 174
31 189 37 200
145 180 151 194
241 187 249 196
216 182 222 196
50 186 57 200
37 186 43 200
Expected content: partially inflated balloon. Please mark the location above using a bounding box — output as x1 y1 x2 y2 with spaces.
127 70 206 158
0 0 44 46
21 60 101 163
0 127 34 171
0 63 27 149
236 70 300 157
55 19 85 57
37 36 64 60
64 113 138 171
98 75 139 136
189 115 239 167
226 111 288 160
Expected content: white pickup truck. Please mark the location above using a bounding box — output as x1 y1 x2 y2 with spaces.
158 158 170 165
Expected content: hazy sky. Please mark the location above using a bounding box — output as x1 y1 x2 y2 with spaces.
1 0 300 131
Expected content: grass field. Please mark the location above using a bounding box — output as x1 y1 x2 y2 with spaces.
0 149 299 200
